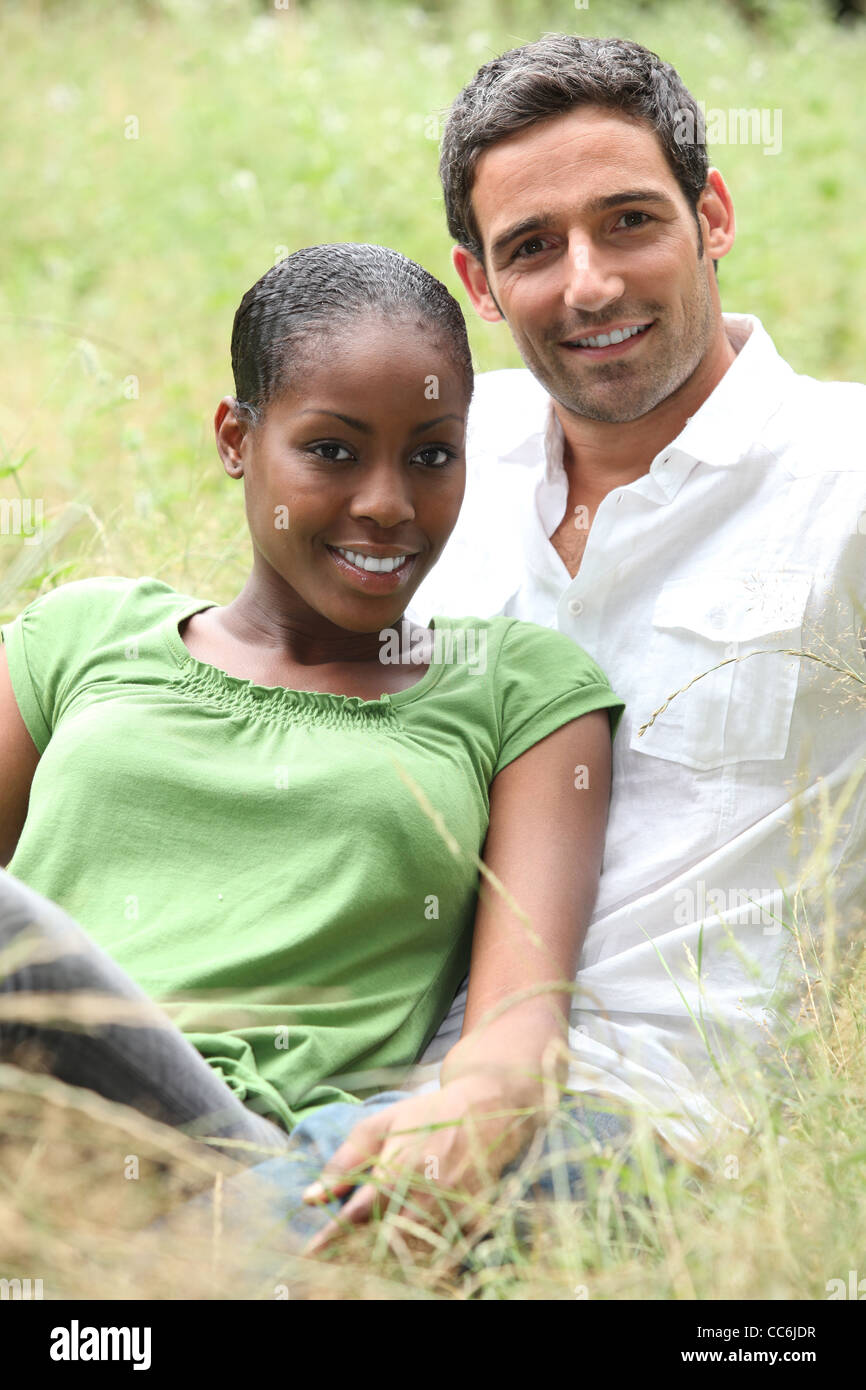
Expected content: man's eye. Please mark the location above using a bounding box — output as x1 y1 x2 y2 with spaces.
514 236 550 260
412 446 453 468
615 211 650 230
309 442 353 461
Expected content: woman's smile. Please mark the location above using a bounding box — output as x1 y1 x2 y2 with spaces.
324 543 421 592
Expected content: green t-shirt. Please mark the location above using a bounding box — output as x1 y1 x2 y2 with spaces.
1 576 625 1132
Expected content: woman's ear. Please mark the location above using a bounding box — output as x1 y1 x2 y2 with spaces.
452 245 504 323
214 397 247 478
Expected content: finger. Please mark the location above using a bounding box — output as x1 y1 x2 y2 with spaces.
334 1180 380 1224
301 1218 342 1256
301 1106 397 1206
302 1126 384 1203
302 1182 378 1255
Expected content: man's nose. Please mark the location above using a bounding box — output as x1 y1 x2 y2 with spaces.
562 239 624 314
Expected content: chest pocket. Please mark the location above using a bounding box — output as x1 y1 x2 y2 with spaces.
631 571 812 771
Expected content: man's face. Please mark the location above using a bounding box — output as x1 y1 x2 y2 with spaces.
465 106 720 424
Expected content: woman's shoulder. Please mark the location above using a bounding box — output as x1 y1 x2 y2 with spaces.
1 576 209 755
426 614 625 771
2 574 211 675
430 612 612 680
9 574 201 627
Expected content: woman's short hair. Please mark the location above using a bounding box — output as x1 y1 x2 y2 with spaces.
231 243 473 429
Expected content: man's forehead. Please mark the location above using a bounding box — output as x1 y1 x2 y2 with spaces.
474 104 669 174
471 107 681 242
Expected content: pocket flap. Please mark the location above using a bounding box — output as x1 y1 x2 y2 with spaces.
651 572 812 644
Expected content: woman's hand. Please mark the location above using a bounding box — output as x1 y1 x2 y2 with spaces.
301 708 613 1256
300 1074 544 1255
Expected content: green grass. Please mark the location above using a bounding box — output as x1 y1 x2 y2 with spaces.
1 0 864 617
1 0 865 1301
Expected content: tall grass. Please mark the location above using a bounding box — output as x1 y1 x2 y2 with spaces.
1 0 865 1300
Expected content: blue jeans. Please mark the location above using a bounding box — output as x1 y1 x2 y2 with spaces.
160 1089 635 1258
0 867 635 1259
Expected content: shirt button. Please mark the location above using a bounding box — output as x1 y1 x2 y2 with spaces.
567 598 584 617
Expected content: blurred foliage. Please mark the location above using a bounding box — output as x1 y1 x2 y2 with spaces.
1 0 864 602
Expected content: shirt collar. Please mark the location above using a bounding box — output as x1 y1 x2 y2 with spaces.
668 312 794 470
492 313 796 501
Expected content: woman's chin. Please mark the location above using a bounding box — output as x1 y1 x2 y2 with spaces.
317 558 430 632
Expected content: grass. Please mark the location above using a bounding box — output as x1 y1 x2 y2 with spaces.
1 0 865 1301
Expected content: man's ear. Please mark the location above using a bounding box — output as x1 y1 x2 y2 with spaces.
697 168 735 264
452 244 503 323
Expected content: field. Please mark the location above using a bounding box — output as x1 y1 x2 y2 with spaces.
1 0 865 1303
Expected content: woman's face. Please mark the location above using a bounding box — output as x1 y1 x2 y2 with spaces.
215 314 469 635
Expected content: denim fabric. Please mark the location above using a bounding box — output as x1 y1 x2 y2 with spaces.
0 866 639 1272
0 867 294 1157
165 1086 636 1255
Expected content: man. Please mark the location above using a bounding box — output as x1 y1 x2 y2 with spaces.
405 33 866 1165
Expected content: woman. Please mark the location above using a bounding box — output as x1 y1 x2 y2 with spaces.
0 244 624 1253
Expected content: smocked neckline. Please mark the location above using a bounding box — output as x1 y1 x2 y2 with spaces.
160 596 451 710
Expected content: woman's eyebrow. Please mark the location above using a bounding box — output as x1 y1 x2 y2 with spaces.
297 410 464 435
298 409 371 432
410 414 465 435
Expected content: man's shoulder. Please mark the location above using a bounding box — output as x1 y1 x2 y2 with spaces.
470 365 547 398
768 371 866 477
469 365 549 410
466 367 551 456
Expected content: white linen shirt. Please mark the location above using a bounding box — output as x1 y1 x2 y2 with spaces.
406 313 866 1161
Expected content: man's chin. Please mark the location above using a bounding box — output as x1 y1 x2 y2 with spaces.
549 382 665 425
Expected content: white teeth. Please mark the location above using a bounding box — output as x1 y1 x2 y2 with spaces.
574 323 649 348
333 547 407 573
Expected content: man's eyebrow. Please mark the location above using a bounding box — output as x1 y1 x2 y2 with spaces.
587 190 676 213
489 190 676 258
297 409 464 435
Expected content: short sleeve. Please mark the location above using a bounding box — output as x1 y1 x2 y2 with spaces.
493 619 625 778
0 578 127 754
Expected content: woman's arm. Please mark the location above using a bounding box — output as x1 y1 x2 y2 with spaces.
0 646 41 868
439 705 613 1106
302 708 614 1250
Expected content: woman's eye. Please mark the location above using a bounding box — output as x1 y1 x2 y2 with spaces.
412 445 453 468
309 442 353 461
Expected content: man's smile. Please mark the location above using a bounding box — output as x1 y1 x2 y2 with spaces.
559 319 656 360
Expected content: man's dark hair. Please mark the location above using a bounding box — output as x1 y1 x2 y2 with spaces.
439 34 715 272
231 243 474 430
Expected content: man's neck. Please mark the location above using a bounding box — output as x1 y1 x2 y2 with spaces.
554 319 740 498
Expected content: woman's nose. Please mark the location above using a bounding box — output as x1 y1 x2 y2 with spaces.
348 466 416 528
